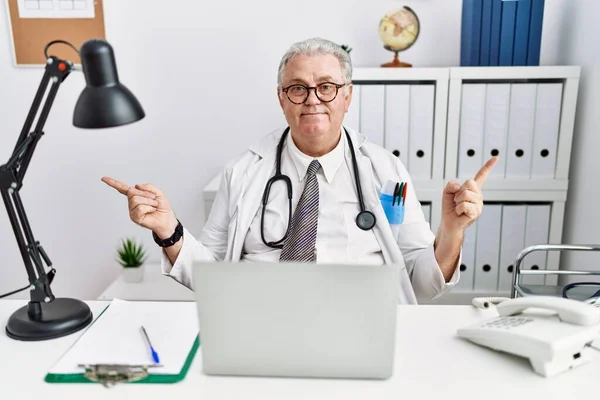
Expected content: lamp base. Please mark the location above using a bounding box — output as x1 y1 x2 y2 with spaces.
6 298 93 341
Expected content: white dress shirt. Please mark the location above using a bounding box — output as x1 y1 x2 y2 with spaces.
242 131 385 264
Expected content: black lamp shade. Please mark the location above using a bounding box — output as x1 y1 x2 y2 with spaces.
73 39 145 128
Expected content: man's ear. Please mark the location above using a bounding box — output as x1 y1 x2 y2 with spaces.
344 84 353 113
277 86 284 109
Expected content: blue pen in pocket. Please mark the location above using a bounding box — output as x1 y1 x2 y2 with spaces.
380 180 405 225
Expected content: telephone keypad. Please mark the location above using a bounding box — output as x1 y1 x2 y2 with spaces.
482 317 534 329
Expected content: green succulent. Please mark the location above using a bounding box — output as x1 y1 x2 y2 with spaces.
341 44 352 53
116 238 147 268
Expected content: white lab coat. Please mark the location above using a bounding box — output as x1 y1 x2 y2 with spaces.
161 127 460 304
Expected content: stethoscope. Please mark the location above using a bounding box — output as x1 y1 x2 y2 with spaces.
260 126 376 249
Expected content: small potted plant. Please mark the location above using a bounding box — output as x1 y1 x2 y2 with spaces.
116 237 147 283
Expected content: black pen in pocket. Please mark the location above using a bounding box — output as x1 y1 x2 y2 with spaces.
392 182 400 206
397 182 405 205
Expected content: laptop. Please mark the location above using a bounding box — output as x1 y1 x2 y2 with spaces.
191 261 399 379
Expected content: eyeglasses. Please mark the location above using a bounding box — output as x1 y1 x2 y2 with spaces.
281 82 346 104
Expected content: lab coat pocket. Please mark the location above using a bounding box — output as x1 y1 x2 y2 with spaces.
380 193 405 225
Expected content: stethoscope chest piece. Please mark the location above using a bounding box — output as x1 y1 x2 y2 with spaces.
356 210 376 231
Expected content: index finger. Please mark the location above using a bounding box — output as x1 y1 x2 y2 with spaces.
474 156 499 186
101 176 130 195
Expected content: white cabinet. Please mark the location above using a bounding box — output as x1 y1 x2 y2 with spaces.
445 66 579 300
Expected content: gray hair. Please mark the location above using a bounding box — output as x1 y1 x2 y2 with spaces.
277 37 353 87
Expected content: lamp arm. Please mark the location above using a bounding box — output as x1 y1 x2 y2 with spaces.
11 68 52 159
0 56 73 307
0 189 53 303
17 59 72 185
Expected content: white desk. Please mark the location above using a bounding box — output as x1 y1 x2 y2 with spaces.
98 263 195 301
1 300 598 400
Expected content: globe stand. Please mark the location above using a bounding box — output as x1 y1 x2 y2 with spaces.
381 47 412 68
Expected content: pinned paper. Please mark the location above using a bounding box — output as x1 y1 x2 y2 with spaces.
17 0 95 18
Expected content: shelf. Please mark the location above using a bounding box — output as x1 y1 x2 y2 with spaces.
350 66 581 82
449 65 581 80
352 67 449 82
479 190 566 202
478 178 568 191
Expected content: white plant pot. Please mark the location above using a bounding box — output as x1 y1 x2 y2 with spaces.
122 266 144 283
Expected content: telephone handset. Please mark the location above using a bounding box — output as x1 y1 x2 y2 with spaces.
496 296 600 325
457 296 600 377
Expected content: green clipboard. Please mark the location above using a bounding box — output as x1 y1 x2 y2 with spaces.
44 300 201 387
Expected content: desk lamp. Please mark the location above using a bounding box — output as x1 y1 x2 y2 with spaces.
0 39 144 341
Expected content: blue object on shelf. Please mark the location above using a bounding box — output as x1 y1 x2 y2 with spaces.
480 0 493 66
460 0 483 66
527 0 545 65
499 0 517 66
513 0 532 65
489 0 503 66
461 0 545 67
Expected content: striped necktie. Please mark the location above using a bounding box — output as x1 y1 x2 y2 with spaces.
279 160 321 262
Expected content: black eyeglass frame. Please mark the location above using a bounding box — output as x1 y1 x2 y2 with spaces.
281 82 346 104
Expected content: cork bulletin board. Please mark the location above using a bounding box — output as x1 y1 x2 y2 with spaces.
6 0 106 66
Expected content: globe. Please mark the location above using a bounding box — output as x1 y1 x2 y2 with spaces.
378 6 420 67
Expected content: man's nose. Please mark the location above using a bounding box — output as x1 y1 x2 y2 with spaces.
304 88 321 105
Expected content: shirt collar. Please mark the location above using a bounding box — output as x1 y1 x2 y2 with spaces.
286 129 345 184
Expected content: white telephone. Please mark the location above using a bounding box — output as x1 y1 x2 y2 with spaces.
457 296 600 377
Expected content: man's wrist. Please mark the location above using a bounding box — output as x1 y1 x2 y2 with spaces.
154 219 180 240
435 227 464 246
433 226 464 282
153 219 183 248
155 229 175 240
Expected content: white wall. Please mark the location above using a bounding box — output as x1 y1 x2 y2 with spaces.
0 0 578 300
554 1 600 282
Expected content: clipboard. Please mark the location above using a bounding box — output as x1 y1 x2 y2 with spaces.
44 299 200 387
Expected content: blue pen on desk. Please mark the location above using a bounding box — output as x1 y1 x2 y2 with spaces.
141 326 160 364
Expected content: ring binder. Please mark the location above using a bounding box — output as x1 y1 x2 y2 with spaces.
78 364 163 388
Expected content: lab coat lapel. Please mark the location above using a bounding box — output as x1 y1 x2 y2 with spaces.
228 130 281 261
